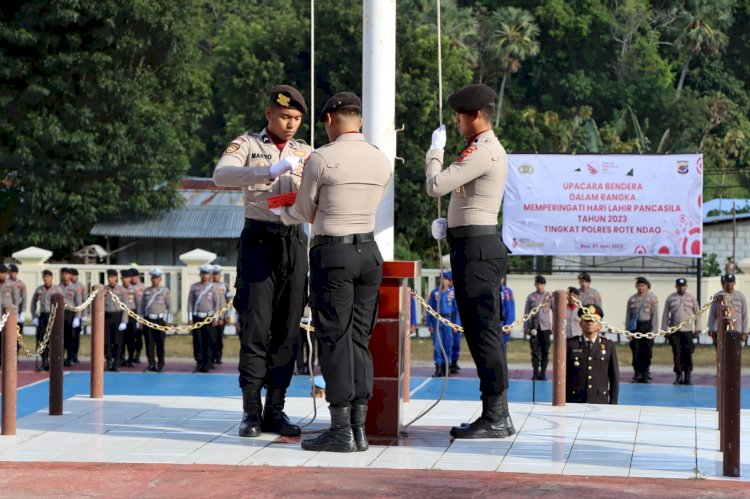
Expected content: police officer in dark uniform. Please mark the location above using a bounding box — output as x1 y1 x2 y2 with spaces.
277 92 392 452
213 85 312 438
425 84 512 439
566 304 619 404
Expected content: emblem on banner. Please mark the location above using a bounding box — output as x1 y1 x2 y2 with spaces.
676 161 689 174
518 163 534 174
586 162 599 175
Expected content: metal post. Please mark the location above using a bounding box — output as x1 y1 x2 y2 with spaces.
90 285 104 399
49 294 65 416
721 330 742 477
716 293 729 441
552 290 567 406
2 306 18 435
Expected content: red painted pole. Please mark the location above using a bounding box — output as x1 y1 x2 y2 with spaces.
2 305 18 435
90 285 104 399
552 290 567 406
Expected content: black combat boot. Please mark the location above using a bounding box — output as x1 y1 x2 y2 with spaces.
350 402 368 452
432 364 445 378
301 405 357 452
238 387 262 437
450 393 515 439
261 388 301 436
673 372 683 385
683 372 692 385
449 361 460 375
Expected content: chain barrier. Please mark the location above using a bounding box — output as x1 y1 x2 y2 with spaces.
0 312 8 333
63 287 99 314
15 302 57 359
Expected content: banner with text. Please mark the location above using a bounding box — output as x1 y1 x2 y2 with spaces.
502 154 703 257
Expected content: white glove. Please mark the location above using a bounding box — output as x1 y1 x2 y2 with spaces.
431 217 448 240
270 207 282 216
269 156 298 179
18 312 25 323
118 322 127 331
32 317 39 327
72 317 80 328
166 314 173 324
430 124 447 150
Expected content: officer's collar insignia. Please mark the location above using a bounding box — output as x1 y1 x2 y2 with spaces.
277 93 291 107
456 145 477 163
293 150 306 157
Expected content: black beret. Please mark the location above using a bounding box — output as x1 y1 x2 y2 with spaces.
120 269 129 276
8 264 18 272
721 274 736 283
534 275 546 284
107 269 118 277
128 268 139 277
60 267 70 274
578 272 591 282
0 264 7 272
568 286 579 295
578 304 604 320
318 92 362 122
675 278 687 286
269 84 308 114
635 276 650 286
42 269 53 276
448 84 496 113
70 268 79 276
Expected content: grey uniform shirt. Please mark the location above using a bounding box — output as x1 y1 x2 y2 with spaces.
138 286 172 318
105 285 129 324
579 288 602 307
11 278 27 313
524 291 553 331
213 129 313 222
662 292 699 333
708 290 748 333
187 282 225 321
280 133 392 236
425 129 508 227
30 284 63 316
625 292 659 332
566 306 582 338
61 282 82 319
0 279 20 307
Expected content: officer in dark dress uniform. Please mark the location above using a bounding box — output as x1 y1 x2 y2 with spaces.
277 92 392 453
425 84 512 439
566 305 619 404
213 85 312 438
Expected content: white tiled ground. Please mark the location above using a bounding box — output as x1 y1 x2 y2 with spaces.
0 395 747 480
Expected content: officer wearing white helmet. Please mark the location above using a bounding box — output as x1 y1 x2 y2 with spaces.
187 264 226 372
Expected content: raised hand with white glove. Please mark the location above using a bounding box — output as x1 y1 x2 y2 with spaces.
32 317 39 327
431 217 448 240
18 312 25 323
269 156 299 180
430 124 447 150
118 322 127 331
72 317 80 329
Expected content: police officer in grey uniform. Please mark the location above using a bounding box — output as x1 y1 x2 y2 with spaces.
425 84 513 439
708 274 748 344
0 263 21 365
138 268 172 372
566 287 583 339
187 264 225 373
277 91 392 453
30 269 62 371
104 269 129 371
70 268 86 363
567 305 619 404
211 265 230 365
524 275 553 381
60 267 82 367
213 85 312 438
625 276 659 383
577 272 602 307
8 264 27 324
662 278 700 385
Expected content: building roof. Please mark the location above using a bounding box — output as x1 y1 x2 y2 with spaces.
91 206 244 239
703 212 750 225
703 198 750 217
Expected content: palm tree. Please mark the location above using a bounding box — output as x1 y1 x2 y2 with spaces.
491 7 540 127
673 0 732 101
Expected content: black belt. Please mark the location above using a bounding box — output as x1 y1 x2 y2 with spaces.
447 225 498 240
312 232 374 247
244 218 300 236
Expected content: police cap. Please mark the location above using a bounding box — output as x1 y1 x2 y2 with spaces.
578 272 591 282
211 265 223 274
568 286 579 295
721 274 736 283
8 264 18 272
269 84 308 114
106 269 118 277
578 304 604 321
448 84 496 114
70 268 79 276
198 264 212 274
441 270 452 280
60 267 70 274
149 268 163 278
128 268 139 277
635 276 650 287
318 92 362 122
0 264 8 273
534 275 546 284
120 269 128 276
675 278 687 286
42 269 53 277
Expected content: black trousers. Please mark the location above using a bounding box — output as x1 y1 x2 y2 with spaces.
72 323 82 359
310 239 382 404
235 221 307 391
193 324 216 371
630 321 654 375
213 324 225 362
63 310 75 361
37 312 50 369
144 319 166 368
449 231 508 397
670 331 694 374
125 318 138 361
530 329 552 374
104 312 124 363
